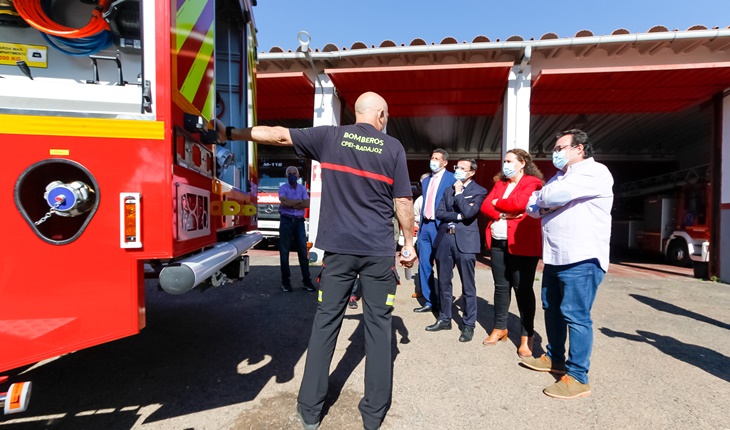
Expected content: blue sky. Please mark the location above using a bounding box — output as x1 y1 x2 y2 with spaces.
252 0 729 52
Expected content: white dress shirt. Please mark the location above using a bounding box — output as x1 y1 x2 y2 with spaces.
526 157 614 271
413 195 423 224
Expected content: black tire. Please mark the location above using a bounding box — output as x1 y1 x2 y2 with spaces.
666 239 691 267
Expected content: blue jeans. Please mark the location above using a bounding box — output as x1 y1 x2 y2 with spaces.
417 221 438 307
279 215 312 287
542 259 604 384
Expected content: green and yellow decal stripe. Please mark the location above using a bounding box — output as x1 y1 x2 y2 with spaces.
173 0 216 121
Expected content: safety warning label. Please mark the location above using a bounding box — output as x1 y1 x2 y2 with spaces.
0 42 47 68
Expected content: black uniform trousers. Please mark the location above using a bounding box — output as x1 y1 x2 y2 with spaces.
435 232 477 327
298 252 397 430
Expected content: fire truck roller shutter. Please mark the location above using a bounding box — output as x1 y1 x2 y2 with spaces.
159 232 262 294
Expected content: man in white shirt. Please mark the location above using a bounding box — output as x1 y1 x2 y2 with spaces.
413 173 429 226
524 129 613 400
414 150 455 313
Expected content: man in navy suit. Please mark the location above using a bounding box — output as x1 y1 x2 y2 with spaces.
426 158 488 342
414 149 456 314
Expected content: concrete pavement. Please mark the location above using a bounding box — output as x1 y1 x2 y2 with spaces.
2 251 727 430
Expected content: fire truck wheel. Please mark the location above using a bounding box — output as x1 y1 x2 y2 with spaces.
666 239 691 267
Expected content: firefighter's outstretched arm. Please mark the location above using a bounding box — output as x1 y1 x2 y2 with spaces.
215 119 292 146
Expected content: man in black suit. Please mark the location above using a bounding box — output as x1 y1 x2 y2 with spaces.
425 158 488 342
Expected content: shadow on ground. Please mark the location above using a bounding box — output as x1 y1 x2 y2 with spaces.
600 327 730 383
5 264 316 429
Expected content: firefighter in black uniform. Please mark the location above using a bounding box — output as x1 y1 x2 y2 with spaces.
219 91 416 430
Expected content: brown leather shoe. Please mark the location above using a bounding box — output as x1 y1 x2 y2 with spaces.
482 328 508 346
521 354 567 374
518 336 534 357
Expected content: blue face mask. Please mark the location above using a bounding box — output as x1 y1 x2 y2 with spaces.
287 174 297 185
552 150 569 170
502 163 517 178
454 169 468 181
429 160 442 173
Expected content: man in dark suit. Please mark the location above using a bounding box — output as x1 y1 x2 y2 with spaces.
415 149 456 314
426 158 488 342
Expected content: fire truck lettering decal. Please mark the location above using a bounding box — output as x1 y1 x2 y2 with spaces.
258 194 280 204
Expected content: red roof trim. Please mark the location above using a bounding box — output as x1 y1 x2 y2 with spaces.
256 72 315 120
532 62 730 114
324 62 513 117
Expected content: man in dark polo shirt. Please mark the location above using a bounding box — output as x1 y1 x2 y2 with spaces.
218 92 416 430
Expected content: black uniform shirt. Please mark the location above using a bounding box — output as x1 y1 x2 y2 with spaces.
290 123 412 256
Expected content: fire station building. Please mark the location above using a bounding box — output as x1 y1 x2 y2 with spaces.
254 25 730 282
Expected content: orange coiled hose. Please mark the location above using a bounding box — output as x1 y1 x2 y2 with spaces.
14 0 110 38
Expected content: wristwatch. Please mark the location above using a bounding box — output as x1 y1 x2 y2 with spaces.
225 126 235 141
500 213 506 220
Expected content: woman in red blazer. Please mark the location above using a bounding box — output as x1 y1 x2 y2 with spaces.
480 149 543 357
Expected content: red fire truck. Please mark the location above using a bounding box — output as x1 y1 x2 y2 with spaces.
0 0 261 413
613 165 711 277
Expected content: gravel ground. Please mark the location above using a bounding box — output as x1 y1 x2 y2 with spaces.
2 251 728 430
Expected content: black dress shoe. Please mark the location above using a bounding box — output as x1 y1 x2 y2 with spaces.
459 326 474 342
413 305 433 313
425 320 452 331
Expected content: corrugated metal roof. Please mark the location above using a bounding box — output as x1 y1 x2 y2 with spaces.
261 25 730 53
255 25 730 162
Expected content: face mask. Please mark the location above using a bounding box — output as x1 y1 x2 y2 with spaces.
502 163 517 178
287 174 297 185
429 160 441 173
454 170 468 181
552 150 569 170
381 122 387 134
552 150 577 170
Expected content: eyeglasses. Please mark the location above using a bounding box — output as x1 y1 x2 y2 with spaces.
453 166 471 172
553 144 574 153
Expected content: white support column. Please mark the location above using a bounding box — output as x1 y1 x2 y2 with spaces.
719 92 730 282
307 74 341 265
501 65 532 160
